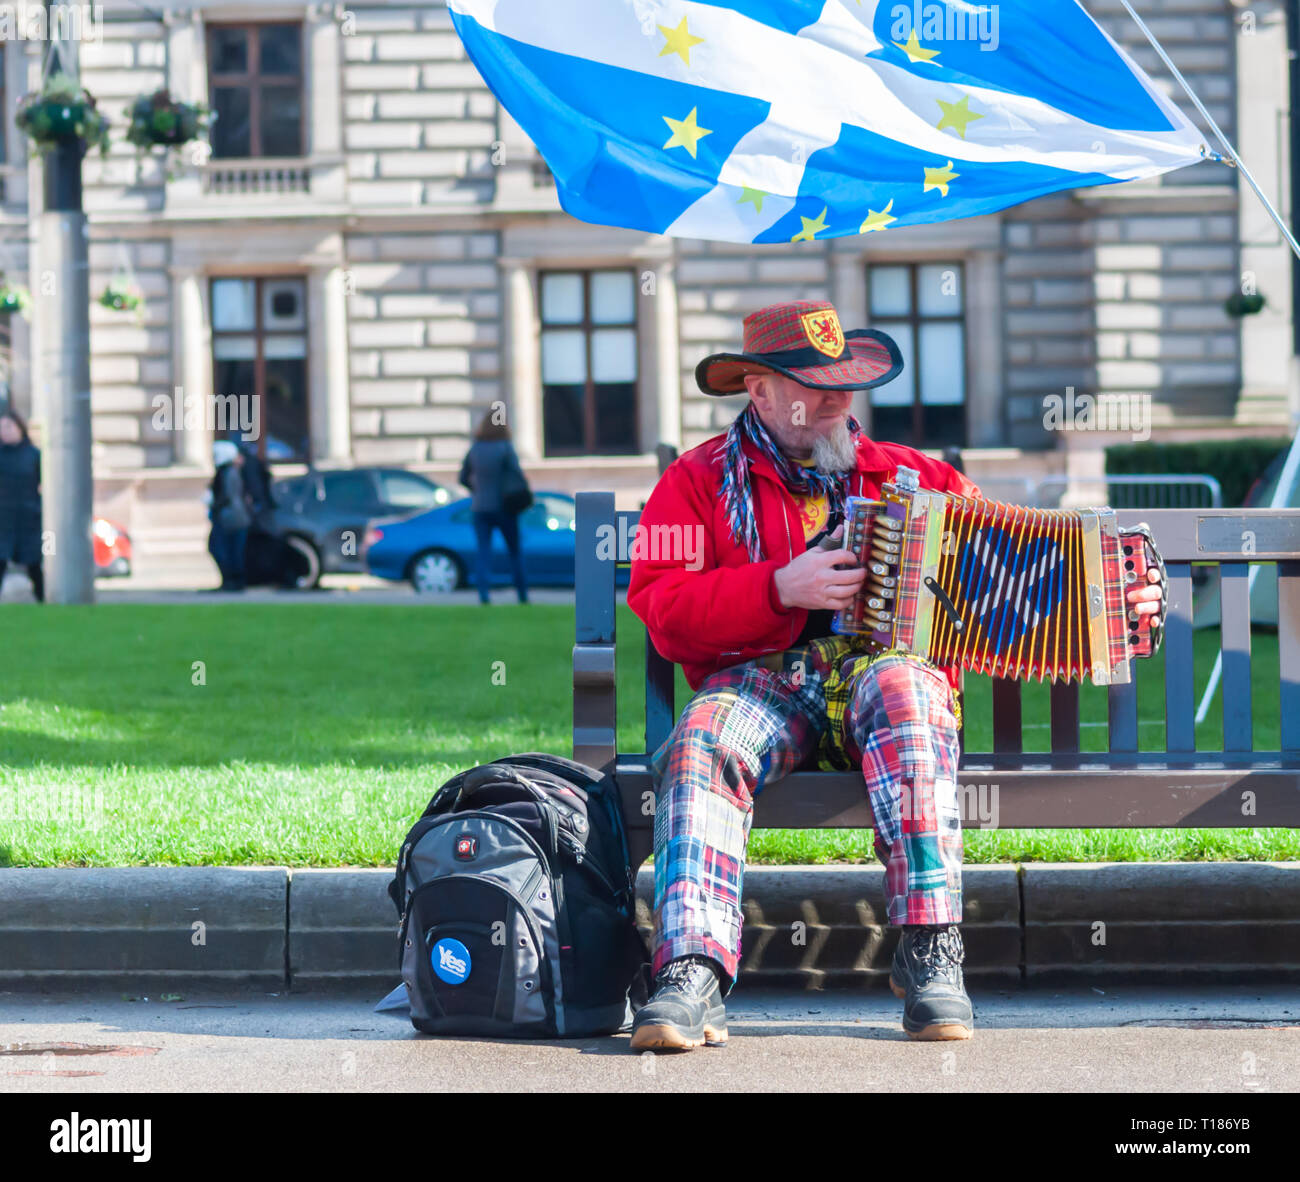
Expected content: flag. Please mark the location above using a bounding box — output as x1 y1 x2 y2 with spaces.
447 0 1209 243
954 523 1064 646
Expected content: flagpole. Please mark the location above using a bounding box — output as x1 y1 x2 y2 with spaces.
1193 430 1300 726
1118 0 1300 265
1117 1 1300 725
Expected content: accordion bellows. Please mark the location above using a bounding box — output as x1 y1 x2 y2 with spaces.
832 467 1165 686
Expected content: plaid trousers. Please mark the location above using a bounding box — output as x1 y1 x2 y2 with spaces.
649 637 964 992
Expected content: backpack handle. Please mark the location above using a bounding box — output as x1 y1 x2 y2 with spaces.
457 764 544 805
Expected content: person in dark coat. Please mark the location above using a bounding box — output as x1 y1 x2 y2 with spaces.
236 437 292 588
208 439 252 591
0 408 44 602
458 413 530 604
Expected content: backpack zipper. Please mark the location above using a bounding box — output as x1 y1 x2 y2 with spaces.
557 828 621 899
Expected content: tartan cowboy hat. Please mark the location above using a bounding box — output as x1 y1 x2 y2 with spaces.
695 299 904 396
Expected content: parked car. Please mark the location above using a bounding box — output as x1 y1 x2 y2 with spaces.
266 467 452 588
93 517 131 577
363 491 630 592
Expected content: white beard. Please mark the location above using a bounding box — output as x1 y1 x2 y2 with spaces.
810 420 857 473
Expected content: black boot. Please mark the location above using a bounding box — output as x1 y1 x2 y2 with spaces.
889 924 974 1041
629 955 727 1052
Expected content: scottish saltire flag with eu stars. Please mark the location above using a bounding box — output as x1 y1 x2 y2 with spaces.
446 0 1209 243
954 522 1064 647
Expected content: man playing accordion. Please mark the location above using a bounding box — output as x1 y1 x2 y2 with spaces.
626 299 1164 1050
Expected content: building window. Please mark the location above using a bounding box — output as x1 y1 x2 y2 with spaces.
867 262 967 449
539 269 639 455
207 23 304 159
210 276 309 461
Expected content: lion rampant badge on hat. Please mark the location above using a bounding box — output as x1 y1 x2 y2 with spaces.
800 308 845 358
695 299 904 396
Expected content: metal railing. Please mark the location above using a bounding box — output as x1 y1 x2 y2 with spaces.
1035 474 1223 510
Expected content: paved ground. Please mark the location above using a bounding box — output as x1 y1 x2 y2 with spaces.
1 986 1296 1092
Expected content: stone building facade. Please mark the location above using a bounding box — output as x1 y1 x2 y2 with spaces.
0 0 1293 573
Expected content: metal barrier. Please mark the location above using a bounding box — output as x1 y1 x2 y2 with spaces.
1034 474 1223 510
965 475 1035 504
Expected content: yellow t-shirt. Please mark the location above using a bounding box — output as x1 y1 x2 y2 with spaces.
790 456 828 544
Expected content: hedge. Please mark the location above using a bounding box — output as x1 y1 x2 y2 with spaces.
1105 438 1288 507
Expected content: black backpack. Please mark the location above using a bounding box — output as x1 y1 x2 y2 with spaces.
387 753 650 1038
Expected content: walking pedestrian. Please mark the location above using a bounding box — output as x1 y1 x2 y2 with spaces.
208 439 252 591
458 413 531 604
0 408 44 602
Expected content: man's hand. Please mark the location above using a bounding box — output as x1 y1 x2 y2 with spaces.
1125 566 1163 628
773 524 867 612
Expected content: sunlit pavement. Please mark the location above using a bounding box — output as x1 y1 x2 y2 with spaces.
1 986 1296 1093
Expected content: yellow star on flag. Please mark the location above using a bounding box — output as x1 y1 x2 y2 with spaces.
791 206 829 242
737 187 767 212
923 160 959 197
662 106 712 158
859 199 896 233
936 94 984 139
893 30 940 65
658 17 704 66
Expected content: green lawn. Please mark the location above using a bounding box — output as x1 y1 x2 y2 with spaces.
0 603 1294 867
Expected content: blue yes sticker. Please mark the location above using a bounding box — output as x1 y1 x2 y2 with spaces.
431 937 471 985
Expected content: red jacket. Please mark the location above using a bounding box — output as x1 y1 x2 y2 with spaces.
627 430 981 692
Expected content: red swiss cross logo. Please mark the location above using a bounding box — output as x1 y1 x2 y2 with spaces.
454 835 477 860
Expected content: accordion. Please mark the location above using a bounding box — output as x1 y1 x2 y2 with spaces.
832 467 1166 685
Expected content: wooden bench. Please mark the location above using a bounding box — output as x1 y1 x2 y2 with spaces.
572 492 1300 868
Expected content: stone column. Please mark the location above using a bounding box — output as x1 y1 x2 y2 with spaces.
638 253 680 452
305 5 346 202
171 266 211 469
831 249 869 429
499 256 542 459
308 264 352 463
163 12 207 207
965 248 1003 448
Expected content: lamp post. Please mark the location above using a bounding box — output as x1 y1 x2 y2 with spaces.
37 1 94 603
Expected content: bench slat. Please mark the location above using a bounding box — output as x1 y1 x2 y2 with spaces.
645 636 675 756
1281 561 1300 753
615 759 1300 831
573 492 619 771
576 493 617 644
1115 509 1300 560
991 678 1022 753
1221 564 1253 752
1164 561 1195 752
1050 680 1080 753
1107 669 1139 753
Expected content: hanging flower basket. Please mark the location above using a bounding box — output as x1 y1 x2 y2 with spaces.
15 72 110 157
0 279 31 316
99 278 145 316
1224 292 1266 318
125 88 211 152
